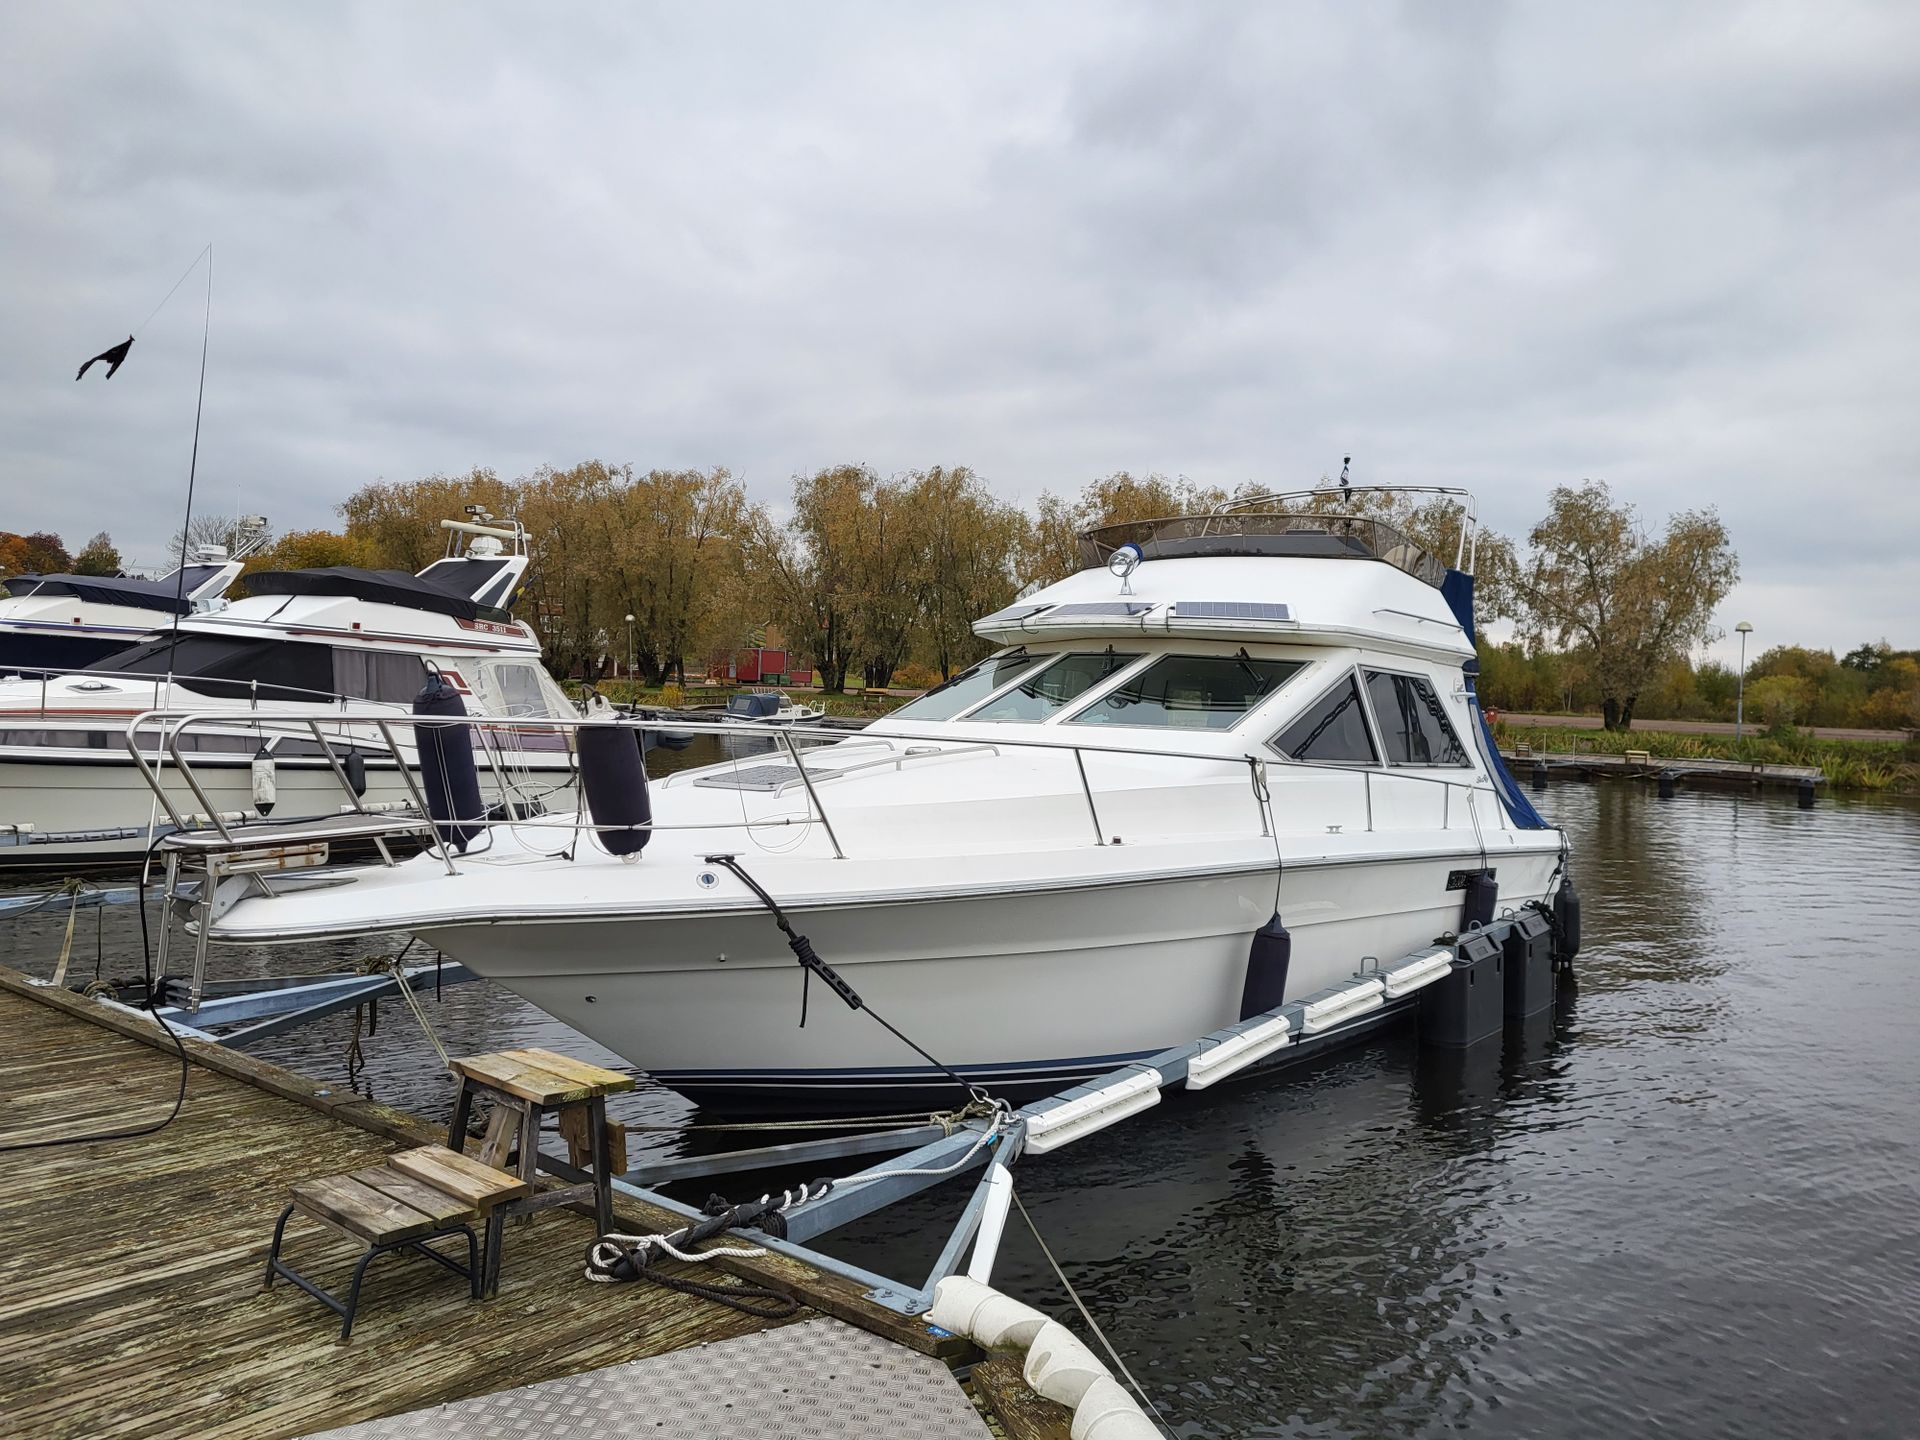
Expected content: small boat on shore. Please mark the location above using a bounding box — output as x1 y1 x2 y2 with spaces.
183 485 1571 1114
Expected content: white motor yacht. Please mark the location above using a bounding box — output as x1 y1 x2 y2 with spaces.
0 518 268 677
0 515 579 868
181 488 1568 1111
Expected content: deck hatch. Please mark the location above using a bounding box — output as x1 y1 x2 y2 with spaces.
691 764 807 793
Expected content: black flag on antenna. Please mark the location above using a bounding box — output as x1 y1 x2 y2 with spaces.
76 335 134 381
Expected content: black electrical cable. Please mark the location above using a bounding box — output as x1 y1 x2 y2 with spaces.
704 853 984 1104
0 835 190 1152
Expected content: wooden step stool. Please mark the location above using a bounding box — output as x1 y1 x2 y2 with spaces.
446 1047 635 1298
263 1145 530 1341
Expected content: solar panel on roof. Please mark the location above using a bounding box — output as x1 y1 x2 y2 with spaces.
1174 601 1294 622
1041 601 1156 619
978 602 1051 624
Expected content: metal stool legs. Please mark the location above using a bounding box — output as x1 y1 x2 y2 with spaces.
264 1206 482 1341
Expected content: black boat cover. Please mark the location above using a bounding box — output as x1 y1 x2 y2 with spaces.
1 572 196 614
243 565 511 622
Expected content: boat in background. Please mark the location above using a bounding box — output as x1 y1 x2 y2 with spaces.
0 513 579 868
718 690 825 725
185 485 1570 1114
0 517 270 677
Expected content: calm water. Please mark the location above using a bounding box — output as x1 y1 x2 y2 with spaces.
5 774 1918 1438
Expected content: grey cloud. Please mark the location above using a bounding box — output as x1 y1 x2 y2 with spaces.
1 0 1915 658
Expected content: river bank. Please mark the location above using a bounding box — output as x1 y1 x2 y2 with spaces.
1494 721 1918 794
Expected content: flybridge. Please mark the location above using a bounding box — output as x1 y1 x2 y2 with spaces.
1076 483 1482 589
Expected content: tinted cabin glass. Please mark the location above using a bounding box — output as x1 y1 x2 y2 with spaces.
1069 654 1303 729
90 636 334 702
969 652 1141 722
1272 674 1377 763
892 652 1045 721
333 649 428 705
1364 671 1468 765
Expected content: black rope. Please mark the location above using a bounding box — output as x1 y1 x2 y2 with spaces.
703 853 982 1103
0 835 189 1152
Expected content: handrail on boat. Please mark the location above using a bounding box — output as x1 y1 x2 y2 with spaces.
118 708 1511 869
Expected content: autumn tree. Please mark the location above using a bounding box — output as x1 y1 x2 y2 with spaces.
594 466 754 685
907 466 1025 679
242 529 369 576
1020 472 1230 587
516 463 608 682
0 531 72 577
1511 481 1738 731
340 470 516 570
750 465 876 693
71 532 124 576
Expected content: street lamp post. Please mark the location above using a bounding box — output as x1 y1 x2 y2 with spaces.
1734 621 1753 741
625 614 636 685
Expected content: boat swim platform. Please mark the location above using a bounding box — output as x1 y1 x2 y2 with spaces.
0 966 978 1440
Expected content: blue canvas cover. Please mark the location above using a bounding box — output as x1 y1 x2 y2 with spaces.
1441 569 1550 830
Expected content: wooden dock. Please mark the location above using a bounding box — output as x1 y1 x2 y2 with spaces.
1500 747 1822 791
0 966 972 1440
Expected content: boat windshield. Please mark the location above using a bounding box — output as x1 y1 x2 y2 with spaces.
1067 653 1304 730
966 651 1142 723
88 635 335 702
891 652 1043 722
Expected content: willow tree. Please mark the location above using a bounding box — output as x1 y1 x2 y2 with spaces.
750 465 875 693
1512 481 1738 730
1020 472 1230 587
908 466 1025 679
339 469 516 571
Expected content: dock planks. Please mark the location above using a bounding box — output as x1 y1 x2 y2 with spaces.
0 970 927 1440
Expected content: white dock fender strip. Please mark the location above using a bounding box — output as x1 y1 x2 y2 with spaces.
1186 1011 1292 1091
1022 1067 1162 1154
1381 949 1454 998
1073 1376 1163 1439
1025 1321 1111 1409
930 1278 1159 1433
929 1275 1048 1349
1298 977 1386 1035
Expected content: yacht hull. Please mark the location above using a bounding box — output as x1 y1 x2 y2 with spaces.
414 844 1561 1112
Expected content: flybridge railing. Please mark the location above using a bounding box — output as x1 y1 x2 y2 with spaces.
120 709 1508 877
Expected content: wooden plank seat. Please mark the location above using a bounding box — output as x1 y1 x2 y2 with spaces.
446 1048 636 1296
264 1145 528 1341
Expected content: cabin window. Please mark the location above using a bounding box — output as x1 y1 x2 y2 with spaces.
967 651 1143 723
1363 670 1469 766
1270 674 1378 764
1067 653 1303 730
891 651 1046 721
489 662 558 717
90 636 334 703
332 650 428 705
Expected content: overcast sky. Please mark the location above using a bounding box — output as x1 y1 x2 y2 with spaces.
3 2 1915 660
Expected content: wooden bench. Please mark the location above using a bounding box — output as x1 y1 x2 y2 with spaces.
263 1145 529 1341
446 1047 635 1297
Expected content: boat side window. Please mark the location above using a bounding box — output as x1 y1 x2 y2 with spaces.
890 651 1046 721
1362 670 1469 766
1067 654 1304 730
89 635 334 702
0 727 112 749
489 661 557 717
332 649 429 706
1270 673 1378 764
966 651 1143 723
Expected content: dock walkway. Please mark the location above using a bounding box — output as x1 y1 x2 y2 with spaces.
0 968 971 1440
